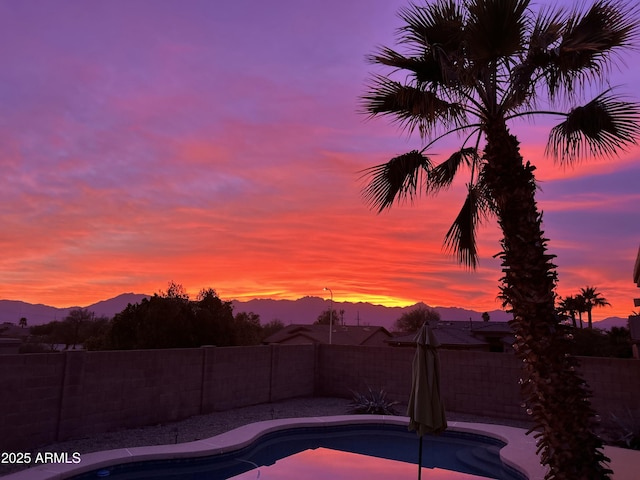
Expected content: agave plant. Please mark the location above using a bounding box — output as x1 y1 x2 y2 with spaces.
610 409 640 450
348 386 399 415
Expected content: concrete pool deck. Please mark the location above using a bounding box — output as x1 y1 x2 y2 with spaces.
4 415 638 480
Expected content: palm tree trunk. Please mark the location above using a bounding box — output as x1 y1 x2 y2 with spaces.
482 123 610 480
587 308 593 329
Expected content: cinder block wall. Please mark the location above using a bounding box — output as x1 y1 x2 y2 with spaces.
316 345 414 402
202 346 273 411
269 344 316 402
0 345 316 451
578 355 640 421
56 349 204 441
0 354 65 449
315 346 526 421
2 345 639 452
315 346 640 424
439 350 524 420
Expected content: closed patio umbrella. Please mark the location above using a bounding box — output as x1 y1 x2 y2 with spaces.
407 322 447 480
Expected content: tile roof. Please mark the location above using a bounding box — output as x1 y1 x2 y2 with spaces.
264 321 515 350
387 321 514 349
263 324 392 345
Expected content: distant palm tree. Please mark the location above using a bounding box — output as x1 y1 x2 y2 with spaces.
360 1 638 478
580 286 611 329
557 296 577 328
18 317 27 328
574 294 587 329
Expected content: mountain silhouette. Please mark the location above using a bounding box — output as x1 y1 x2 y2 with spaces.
0 293 148 326
0 293 510 329
0 294 626 330
229 297 512 330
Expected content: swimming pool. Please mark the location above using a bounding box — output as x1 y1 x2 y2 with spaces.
69 424 525 479
5 416 544 480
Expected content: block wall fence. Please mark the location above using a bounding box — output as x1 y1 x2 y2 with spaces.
1 345 639 451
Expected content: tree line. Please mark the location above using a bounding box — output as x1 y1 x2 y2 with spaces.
23 283 284 352
389 299 630 358
556 286 610 329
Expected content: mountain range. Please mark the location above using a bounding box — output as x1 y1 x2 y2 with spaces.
0 293 628 331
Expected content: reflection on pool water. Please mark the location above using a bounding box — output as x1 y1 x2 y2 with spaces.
70 423 526 480
229 447 494 480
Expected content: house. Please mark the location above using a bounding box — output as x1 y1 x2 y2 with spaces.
263 324 393 347
630 245 640 359
0 338 21 355
0 322 28 354
387 320 515 352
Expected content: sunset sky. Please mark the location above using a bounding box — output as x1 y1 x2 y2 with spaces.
1 0 639 321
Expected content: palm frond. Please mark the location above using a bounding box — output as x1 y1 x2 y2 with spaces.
397 0 465 54
361 74 465 136
506 8 564 110
428 147 479 191
465 0 529 63
443 180 493 269
360 150 431 213
395 1 470 90
546 91 640 164
367 47 445 85
529 7 565 52
545 1 638 95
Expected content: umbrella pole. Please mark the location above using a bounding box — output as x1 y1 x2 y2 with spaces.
418 435 423 480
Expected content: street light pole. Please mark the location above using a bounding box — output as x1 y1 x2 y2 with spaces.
324 287 333 345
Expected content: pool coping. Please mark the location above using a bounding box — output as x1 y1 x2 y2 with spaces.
5 415 628 480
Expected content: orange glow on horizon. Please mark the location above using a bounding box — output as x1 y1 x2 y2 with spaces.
7 276 638 323
227 291 419 308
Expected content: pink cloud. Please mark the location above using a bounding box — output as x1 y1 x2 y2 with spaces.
0 0 638 324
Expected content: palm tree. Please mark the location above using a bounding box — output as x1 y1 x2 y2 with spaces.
574 293 587 328
557 296 577 328
360 1 639 478
580 286 611 329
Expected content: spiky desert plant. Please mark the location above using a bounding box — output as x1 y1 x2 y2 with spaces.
348 386 399 415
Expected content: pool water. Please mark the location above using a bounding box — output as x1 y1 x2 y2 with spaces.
70 424 526 479
229 447 495 479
